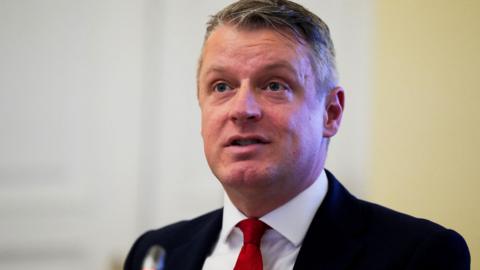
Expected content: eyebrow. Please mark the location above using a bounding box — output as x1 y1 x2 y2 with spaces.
203 60 299 78
204 66 227 77
263 61 298 76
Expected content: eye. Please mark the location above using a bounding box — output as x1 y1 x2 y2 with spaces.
265 81 288 92
213 82 232 93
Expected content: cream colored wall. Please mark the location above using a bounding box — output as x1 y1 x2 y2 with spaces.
372 0 480 267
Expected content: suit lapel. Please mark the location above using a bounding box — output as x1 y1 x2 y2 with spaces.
165 210 223 270
293 171 365 270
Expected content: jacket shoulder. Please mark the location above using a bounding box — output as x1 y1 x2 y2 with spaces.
357 199 470 269
124 208 222 270
359 198 445 234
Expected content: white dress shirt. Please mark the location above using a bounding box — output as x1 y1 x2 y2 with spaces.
203 170 328 270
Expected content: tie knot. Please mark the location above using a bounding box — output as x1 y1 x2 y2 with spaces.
237 218 269 246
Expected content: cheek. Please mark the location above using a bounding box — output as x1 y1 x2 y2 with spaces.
201 106 215 132
270 109 305 149
283 107 309 131
283 108 321 147
200 114 208 140
201 108 224 148
201 121 214 147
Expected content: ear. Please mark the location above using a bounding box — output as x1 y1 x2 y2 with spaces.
323 87 345 138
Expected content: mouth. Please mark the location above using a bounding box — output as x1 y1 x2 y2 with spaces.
225 136 270 147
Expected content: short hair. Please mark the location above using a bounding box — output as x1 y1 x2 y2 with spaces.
199 0 338 93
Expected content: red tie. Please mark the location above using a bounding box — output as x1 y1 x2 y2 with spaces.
234 218 269 270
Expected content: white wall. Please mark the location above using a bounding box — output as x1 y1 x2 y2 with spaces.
0 0 146 269
0 0 373 269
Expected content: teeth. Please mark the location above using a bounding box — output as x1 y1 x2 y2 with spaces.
234 139 260 146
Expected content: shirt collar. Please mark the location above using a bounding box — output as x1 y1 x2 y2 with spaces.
220 170 328 247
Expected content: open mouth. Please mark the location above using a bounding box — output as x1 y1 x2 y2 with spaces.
231 139 266 146
226 136 270 147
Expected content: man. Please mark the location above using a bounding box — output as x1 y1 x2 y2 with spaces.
125 0 470 269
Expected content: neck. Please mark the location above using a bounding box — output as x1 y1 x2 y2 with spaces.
224 172 321 217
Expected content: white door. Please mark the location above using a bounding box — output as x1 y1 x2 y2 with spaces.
0 1 145 269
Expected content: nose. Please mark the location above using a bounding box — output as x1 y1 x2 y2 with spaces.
229 85 262 124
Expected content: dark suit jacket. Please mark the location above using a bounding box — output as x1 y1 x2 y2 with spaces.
124 171 470 269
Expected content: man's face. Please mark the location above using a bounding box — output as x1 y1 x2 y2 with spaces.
198 25 342 197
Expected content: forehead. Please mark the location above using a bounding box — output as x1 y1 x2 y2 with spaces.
199 25 311 77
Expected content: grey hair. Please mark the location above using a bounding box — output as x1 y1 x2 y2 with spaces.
199 0 338 94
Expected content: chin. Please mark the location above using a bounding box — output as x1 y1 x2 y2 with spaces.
216 164 277 188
